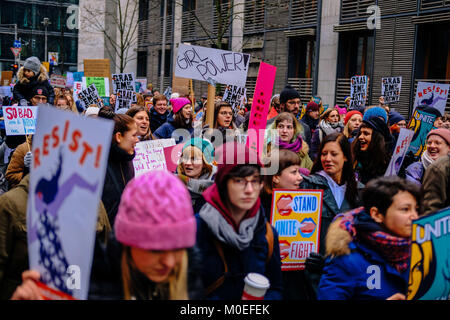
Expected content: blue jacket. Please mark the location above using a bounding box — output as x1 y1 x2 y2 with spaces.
318 219 409 300
149 107 169 133
153 115 194 144
195 208 283 300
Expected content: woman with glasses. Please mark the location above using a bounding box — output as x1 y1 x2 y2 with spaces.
196 142 283 300
202 101 240 145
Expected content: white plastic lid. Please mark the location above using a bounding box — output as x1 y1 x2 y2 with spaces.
244 273 270 289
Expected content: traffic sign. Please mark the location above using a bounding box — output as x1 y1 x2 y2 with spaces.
10 47 21 57
13 40 21 48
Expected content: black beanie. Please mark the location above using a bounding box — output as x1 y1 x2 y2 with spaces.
280 85 301 104
363 116 392 143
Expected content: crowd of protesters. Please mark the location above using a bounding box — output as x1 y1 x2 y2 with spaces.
0 56 449 300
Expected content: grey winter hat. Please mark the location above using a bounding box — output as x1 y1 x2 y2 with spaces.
24 56 41 75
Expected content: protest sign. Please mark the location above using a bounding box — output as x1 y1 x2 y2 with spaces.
163 86 172 101
135 78 147 93
384 128 414 176
175 44 250 87
381 76 402 104
115 89 135 111
172 76 190 96
271 189 323 271
27 106 113 299
77 84 103 108
42 62 50 74
112 73 135 93
1 71 13 86
222 85 247 114
50 75 67 88
66 72 74 88
246 62 277 156
83 59 110 78
413 82 449 116
133 139 176 176
73 72 84 83
0 85 12 98
407 207 450 300
163 143 185 173
349 76 368 110
407 106 439 157
48 52 59 66
82 77 109 97
3 106 38 135
73 82 83 103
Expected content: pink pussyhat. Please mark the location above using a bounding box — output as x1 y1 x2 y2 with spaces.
170 97 191 114
115 170 196 250
336 105 347 115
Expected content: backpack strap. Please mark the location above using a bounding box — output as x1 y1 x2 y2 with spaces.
205 239 228 296
265 222 274 264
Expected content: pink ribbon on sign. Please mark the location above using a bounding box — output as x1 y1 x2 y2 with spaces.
246 62 277 155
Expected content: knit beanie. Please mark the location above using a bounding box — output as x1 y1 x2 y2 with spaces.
427 128 450 146
363 117 391 142
306 101 319 113
115 170 196 250
182 137 215 165
170 97 191 114
280 85 300 104
388 111 405 126
336 105 347 115
344 96 351 104
344 110 363 125
363 106 388 124
24 56 41 75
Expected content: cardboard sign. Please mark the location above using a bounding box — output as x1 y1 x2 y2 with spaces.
27 106 113 299
3 106 38 135
50 75 67 88
83 59 110 78
246 62 277 156
407 107 438 157
222 85 247 114
175 44 250 87
133 139 176 176
1 71 13 86
271 189 323 271
163 143 185 173
349 76 368 110
82 77 109 97
112 73 135 93
407 207 450 300
413 82 449 116
382 77 402 104
77 84 103 108
385 128 414 176
172 76 190 96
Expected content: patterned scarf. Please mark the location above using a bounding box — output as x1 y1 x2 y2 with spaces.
335 207 411 273
276 134 303 153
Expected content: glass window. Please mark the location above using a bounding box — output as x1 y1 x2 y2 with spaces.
288 36 316 79
137 51 147 77
337 31 374 79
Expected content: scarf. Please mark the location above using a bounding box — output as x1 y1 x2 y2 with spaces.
319 120 342 136
276 134 303 153
302 114 319 131
335 207 411 273
421 150 434 170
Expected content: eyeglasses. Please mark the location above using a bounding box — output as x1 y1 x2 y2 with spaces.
230 177 262 190
219 111 233 117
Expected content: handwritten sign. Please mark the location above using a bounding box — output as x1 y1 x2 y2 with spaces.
73 82 83 103
83 59 110 78
271 189 323 271
381 76 402 104
384 128 414 176
407 206 450 300
3 106 38 135
349 76 368 110
82 77 109 97
133 139 176 176
27 105 113 299
246 62 277 156
222 85 247 114
163 143 185 173
175 44 250 87
407 107 439 157
413 82 449 116
112 73 135 93
115 89 135 111
77 84 103 108
50 75 67 89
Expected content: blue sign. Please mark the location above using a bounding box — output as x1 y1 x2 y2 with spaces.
13 40 21 48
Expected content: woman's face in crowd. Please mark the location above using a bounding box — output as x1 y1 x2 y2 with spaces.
321 141 346 183
217 106 233 128
308 110 320 120
426 135 450 161
154 99 168 115
227 173 263 213
24 68 35 79
133 111 150 137
397 120 407 128
374 191 418 238
116 123 139 155
181 148 203 179
131 247 184 283
327 110 340 124
358 127 373 151
348 114 363 132
55 99 71 111
433 117 443 128
181 104 192 120
276 120 295 143
273 165 303 189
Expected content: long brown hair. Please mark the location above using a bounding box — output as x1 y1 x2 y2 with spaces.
213 101 236 129
126 105 154 140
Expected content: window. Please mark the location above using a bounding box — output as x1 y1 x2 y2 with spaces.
337 31 374 79
288 36 316 79
160 0 173 16
158 49 172 76
139 0 149 21
137 51 147 77
183 0 196 12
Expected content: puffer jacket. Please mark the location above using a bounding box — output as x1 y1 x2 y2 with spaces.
422 155 450 216
5 138 31 189
13 65 55 105
154 115 194 144
318 215 409 300
405 161 424 187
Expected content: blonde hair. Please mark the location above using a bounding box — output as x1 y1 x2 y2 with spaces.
121 246 188 300
177 145 213 178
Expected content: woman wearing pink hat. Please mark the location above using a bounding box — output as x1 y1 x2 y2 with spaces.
153 97 194 144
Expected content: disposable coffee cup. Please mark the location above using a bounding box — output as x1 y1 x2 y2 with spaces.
242 273 270 300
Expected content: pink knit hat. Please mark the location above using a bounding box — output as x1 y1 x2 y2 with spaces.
115 170 196 250
170 97 191 114
427 128 450 146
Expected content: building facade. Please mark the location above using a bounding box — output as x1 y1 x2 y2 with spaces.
138 0 450 117
0 0 79 73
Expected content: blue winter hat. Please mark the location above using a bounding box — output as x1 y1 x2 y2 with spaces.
388 111 405 126
363 106 388 124
182 138 215 164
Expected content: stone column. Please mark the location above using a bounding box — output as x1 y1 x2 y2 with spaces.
231 0 245 52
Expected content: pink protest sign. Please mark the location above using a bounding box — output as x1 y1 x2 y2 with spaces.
246 62 277 155
163 143 185 173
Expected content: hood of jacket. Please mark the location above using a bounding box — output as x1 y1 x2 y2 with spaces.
325 216 353 257
17 65 49 85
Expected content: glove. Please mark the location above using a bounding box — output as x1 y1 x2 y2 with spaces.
305 252 325 274
24 151 32 168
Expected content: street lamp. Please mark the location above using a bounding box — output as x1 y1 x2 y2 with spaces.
41 17 51 63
